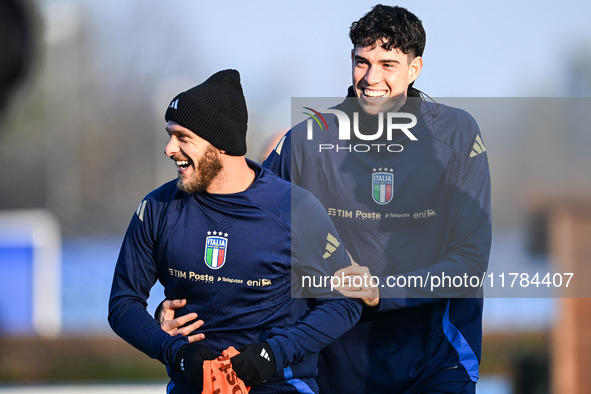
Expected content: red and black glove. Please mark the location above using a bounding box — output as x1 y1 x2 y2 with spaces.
231 342 276 386
175 342 218 391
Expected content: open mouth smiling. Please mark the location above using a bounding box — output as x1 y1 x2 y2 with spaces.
174 158 192 172
363 89 387 98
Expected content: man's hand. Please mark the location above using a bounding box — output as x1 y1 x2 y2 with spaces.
159 299 205 342
333 264 380 307
175 342 218 391
231 342 276 386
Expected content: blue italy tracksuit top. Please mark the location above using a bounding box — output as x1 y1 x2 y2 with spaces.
109 160 363 393
263 88 492 393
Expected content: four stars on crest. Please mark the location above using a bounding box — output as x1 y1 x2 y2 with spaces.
207 231 229 237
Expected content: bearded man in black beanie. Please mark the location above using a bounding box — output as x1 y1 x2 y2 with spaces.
162 69 250 195
108 69 363 393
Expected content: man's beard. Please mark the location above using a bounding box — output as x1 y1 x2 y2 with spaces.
177 145 223 194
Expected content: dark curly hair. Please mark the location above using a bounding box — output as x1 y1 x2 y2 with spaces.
349 4 426 59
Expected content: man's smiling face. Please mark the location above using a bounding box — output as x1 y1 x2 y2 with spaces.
351 41 422 115
164 121 223 194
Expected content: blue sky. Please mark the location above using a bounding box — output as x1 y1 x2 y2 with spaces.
76 0 591 98
47 0 587 158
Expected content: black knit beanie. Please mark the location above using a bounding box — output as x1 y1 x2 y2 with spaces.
164 69 248 156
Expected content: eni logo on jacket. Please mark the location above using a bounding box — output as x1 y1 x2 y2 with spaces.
204 231 228 269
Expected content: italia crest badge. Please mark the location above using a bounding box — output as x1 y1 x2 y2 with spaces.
372 168 394 205
204 231 228 269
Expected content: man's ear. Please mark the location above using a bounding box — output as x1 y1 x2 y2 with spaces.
408 56 423 84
